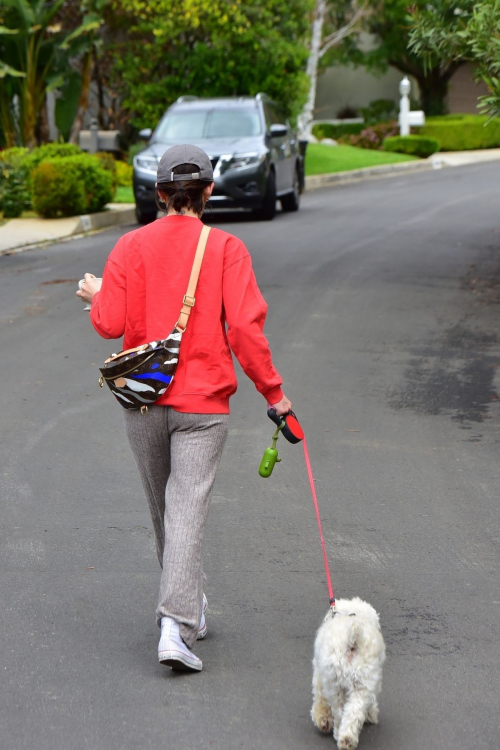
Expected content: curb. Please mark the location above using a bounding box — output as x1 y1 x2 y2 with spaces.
0 204 136 257
75 204 136 233
305 159 436 190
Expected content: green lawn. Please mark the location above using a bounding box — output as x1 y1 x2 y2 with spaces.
305 143 419 176
113 185 134 203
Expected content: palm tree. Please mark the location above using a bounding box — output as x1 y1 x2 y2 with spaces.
0 0 103 147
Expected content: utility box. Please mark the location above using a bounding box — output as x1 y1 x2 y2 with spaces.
79 119 120 153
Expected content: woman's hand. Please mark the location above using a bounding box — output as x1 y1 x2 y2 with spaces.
76 273 102 304
271 394 292 416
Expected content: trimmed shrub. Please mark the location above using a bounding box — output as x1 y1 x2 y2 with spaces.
32 154 113 218
382 135 440 158
115 160 133 186
32 161 86 218
420 114 500 151
0 148 31 218
360 98 397 125
336 105 359 119
0 147 30 163
339 121 399 150
23 143 82 175
94 151 117 191
312 122 365 141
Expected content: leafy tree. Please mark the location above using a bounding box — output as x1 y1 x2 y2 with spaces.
408 0 500 119
106 0 312 128
298 0 368 137
333 0 467 116
0 0 103 147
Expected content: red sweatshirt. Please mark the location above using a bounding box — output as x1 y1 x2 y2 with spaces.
90 214 283 413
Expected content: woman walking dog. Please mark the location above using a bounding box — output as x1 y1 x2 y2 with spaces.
77 145 291 672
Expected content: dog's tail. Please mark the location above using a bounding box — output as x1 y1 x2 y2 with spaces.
347 620 361 661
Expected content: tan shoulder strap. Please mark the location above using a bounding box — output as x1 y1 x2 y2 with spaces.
175 224 211 333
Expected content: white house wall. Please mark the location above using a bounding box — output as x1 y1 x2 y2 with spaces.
316 62 487 120
315 65 412 119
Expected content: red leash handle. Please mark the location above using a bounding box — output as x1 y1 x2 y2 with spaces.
303 436 335 607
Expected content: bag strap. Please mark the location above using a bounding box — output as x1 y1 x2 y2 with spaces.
175 225 211 333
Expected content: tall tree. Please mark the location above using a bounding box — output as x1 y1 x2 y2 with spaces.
298 0 368 138
337 0 467 115
409 0 500 118
106 0 312 128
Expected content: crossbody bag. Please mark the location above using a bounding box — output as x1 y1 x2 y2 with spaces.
98 225 211 414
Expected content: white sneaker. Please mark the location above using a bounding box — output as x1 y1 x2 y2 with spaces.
198 593 208 640
158 617 202 672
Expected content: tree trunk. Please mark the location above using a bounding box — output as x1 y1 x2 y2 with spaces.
298 0 327 139
37 97 51 144
69 49 94 145
22 37 38 148
391 61 464 117
0 83 16 148
93 46 108 129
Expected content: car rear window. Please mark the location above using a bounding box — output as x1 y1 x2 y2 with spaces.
155 109 262 140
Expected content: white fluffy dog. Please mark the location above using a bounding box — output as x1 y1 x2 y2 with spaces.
311 597 386 749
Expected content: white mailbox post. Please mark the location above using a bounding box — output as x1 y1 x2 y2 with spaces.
398 76 425 136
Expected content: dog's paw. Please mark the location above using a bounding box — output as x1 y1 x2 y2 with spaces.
366 705 379 724
311 709 333 734
318 714 334 734
338 735 358 750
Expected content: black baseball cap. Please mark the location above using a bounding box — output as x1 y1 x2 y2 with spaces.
156 144 214 183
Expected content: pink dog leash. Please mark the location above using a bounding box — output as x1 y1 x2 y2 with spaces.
262 409 335 609
303 436 336 608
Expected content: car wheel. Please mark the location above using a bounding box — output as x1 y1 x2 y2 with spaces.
135 205 157 225
253 171 276 221
280 168 300 213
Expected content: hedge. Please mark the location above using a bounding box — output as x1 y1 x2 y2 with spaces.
31 154 113 218
420 115 500 151
23 143 82 175
0 149 31 218
312 122 365 141
382 135 440 158
115 160 133 186
94 151 117 191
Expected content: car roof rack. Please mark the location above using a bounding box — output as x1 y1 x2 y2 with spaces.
176 95 199 103
256 93 270 101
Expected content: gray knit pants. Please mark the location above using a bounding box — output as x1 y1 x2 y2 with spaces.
124 406 229 648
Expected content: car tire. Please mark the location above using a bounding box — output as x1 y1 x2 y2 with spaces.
135 206 157 225
253 171 276 221
280 168 300 213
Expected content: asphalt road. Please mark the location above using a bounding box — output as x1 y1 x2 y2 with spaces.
1 163 499 750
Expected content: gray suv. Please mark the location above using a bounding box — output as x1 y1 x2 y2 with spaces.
133 93 304 223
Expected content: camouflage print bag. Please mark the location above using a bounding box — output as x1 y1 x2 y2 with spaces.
98 225 211 414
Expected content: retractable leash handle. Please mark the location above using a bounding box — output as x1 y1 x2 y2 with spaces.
267 408 305 444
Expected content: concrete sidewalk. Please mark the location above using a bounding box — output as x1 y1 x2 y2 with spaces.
0 203 135 255
431 148 500 167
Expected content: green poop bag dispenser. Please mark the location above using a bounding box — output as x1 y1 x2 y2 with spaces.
258 424 283 477
259 408 304 478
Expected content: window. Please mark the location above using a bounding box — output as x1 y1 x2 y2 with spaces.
155 109 262 141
